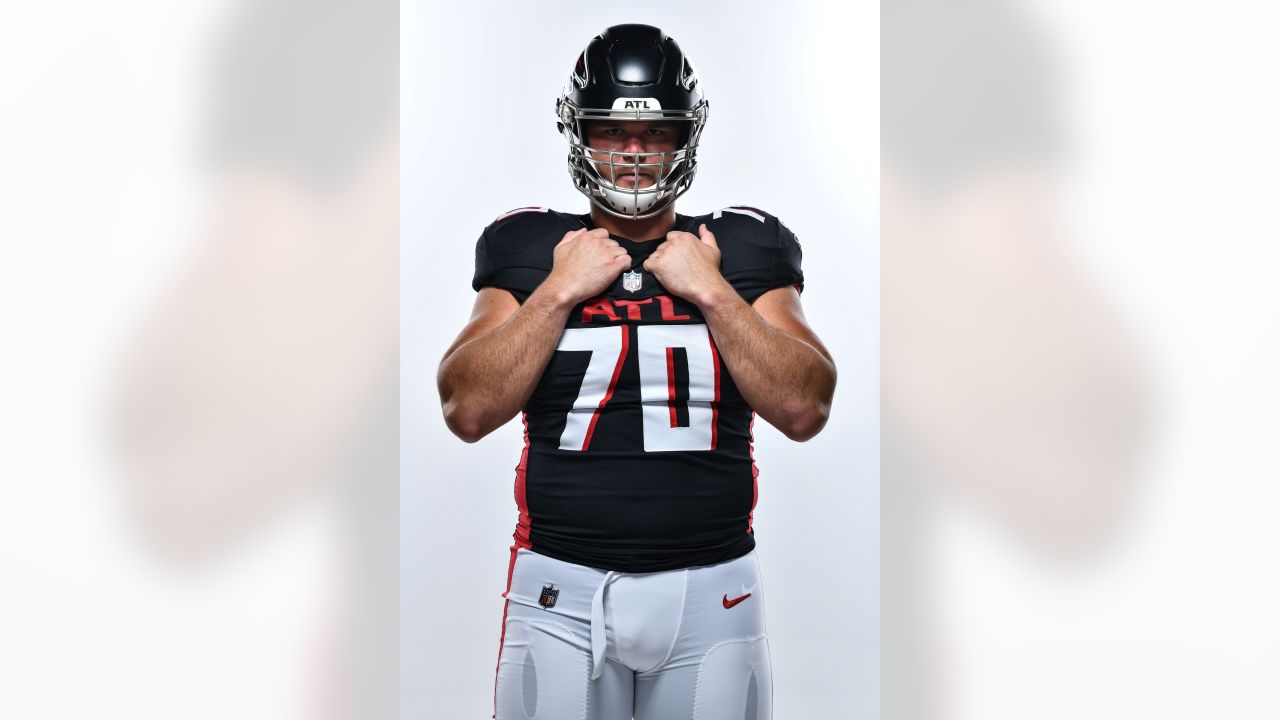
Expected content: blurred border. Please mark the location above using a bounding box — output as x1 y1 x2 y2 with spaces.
1 1 399 717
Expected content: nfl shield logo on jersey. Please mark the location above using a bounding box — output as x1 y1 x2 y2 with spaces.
622 270 642 293
538 584 559 609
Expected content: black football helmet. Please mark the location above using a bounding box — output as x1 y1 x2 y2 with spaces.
555 25 709 219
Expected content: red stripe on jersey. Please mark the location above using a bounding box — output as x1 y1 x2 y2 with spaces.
581 326 629 451
747 411 760 532
512 412 532 550
666 347 678 427
708 334 722 450
494 206 548 223
723 206 766 223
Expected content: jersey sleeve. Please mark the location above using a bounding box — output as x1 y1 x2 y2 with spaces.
772 218 804 294
471 227 500 291
711 207 805 303
470 211 559 302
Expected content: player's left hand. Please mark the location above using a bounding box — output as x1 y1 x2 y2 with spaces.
643 224 731 306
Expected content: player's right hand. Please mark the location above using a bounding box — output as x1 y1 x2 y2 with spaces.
544 228 631 305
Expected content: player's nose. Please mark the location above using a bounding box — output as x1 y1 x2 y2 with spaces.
619 134 646 155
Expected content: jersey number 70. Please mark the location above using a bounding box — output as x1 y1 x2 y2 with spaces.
556 324 721 453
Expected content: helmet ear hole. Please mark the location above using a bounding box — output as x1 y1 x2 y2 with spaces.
559 104 577 136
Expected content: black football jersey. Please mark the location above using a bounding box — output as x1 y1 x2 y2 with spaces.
472 205 803 572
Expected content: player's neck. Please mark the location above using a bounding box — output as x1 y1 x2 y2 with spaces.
589 205 676 242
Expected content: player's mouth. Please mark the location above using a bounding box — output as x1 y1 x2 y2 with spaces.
614 172 655 189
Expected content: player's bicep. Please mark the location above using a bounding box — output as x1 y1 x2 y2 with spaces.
442 287 520 359
752 286 834 364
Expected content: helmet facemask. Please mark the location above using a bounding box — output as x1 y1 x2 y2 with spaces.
558 99 709 220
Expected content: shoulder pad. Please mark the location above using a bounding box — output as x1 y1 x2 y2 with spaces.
473 207 577 300
699 206 784 249
483 206 579 256
693 206 803 302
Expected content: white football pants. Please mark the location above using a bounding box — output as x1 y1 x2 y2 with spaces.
494 548 772 720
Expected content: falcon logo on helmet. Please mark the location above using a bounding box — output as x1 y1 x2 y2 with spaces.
554 24 710 220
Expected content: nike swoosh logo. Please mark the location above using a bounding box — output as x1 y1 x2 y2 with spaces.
722 592 752 609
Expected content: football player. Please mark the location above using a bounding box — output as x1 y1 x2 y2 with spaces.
438 24 836 720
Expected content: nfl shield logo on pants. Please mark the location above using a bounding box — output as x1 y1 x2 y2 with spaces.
622 270 642 293
538 584 559 609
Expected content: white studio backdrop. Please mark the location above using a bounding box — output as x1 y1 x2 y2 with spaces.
401 2 879 718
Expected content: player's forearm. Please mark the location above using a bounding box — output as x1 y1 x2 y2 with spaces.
438 286 575 442
697 288 835 442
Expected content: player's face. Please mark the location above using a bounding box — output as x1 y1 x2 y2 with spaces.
583 120 680 190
